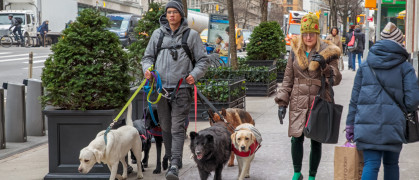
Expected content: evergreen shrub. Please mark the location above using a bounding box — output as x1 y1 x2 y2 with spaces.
41 9 130 110
246 21 286 60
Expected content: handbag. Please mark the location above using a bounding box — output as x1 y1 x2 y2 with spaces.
304 71 343 144
367 63 419 143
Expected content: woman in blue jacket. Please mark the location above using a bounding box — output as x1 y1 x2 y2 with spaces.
346 22 419 180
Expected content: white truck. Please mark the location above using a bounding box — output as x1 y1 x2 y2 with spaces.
0 0 77 46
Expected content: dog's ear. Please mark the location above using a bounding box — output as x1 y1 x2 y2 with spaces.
231 132 238 147
190 131 198 140
205 134 214 142
250 132 256 143
93 149 104 163
221 108 227 117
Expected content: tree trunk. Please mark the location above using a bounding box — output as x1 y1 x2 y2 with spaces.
227 0 238 70
0 0 3 11
260 0 268 22
182 0 188 18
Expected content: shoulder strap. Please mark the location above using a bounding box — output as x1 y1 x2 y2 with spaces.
367 62 406 113
182 28 195 67
154 29 165 68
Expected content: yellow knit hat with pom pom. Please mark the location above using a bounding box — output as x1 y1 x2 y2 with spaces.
300 12 320 34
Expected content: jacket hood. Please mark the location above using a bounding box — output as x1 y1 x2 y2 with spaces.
159 13 188 35
367 39 409 69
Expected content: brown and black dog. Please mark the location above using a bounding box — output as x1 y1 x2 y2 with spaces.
209 108 254 167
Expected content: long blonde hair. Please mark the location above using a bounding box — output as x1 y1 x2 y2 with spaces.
299 34 322 52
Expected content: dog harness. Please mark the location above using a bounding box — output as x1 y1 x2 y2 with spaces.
232 140 261 157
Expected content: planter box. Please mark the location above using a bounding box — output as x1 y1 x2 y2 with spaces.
246 81 277 97
189 96 246 121
190 78 246 121
44 109 118 180
245 60 276 67
277 71 285 83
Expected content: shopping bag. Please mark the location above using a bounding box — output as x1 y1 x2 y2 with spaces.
304 71 343 144
334 143 364 180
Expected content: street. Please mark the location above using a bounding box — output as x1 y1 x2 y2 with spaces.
0 47 51 85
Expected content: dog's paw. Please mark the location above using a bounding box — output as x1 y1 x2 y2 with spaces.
228 163 234 167
162 157 169 170
153 168 161 174
137 173 144 179
142 162 148 168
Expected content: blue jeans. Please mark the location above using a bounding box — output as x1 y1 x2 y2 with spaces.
347 51 353 69
362 150 400 180
352 52 362 70
12 26 24 44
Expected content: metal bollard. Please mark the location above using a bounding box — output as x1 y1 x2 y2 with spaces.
0 88 5 149
23 79 45 136
3 82 27 142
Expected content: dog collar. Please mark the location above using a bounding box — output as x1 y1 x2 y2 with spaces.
232 140 260 157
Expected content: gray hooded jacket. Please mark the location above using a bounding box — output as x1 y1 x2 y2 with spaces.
141 14 209 89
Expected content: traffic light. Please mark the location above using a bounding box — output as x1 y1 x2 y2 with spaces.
357 14 365 24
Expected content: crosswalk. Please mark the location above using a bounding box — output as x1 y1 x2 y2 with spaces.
0 51 50 70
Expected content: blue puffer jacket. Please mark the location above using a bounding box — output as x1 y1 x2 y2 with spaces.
346 40 419 152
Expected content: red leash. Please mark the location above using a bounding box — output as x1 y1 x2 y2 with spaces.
194 85 197 132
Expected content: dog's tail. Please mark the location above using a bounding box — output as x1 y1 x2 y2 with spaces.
126 103 134 126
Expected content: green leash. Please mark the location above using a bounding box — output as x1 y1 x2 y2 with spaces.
104 78 148 145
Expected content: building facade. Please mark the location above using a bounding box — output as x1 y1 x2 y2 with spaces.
282 0 303 14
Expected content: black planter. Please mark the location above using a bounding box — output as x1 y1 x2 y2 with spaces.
44 109 118 180
245 60 276 67
277 71 285 83
246 81 277 97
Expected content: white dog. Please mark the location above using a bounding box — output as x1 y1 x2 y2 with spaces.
231 123 262 180
78 104 143 180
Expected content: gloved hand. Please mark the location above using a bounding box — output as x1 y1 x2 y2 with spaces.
312 53 326 69
278 106 286 124
345 125 354 142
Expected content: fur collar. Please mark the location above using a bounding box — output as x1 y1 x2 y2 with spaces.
290 36 341 71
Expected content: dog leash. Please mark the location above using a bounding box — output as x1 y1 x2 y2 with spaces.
195 88 235 132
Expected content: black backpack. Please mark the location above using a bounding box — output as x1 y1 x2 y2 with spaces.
15 17 23 24
154 28 195 67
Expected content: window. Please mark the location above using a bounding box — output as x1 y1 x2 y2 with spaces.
287 7 293 12
26 14 31 24
287 0 293 5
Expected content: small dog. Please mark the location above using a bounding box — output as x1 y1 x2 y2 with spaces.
78 115 144 180
209 108 255 166
190 123 232 180
231 123 262 180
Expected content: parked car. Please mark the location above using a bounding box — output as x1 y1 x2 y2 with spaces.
242 29 252 51
106 14 141 48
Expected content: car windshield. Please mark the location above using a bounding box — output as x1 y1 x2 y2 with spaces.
108 16 129 31
288 24 301 35
0 14 25 25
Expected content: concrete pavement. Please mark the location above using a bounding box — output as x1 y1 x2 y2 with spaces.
1 68 419 180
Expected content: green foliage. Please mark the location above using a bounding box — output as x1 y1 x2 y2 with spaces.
127 3 165 84
196 79 245 102
41 9 130 110
204 66 276 84
276 58 287 72
246 21 286 60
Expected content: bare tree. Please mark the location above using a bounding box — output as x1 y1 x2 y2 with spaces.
234 0 252 28
182 0 188 17
336 0 362 34
268 3 283 26
227 0 238 70
260 0 268 22
0 0 3 11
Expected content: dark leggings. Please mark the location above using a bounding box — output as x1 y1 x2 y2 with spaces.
291 135 322 177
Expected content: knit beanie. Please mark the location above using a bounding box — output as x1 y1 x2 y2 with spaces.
166 0 185 17
381 22 404 44
300 12 320 34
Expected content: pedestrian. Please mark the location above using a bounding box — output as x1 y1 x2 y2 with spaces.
141 0 209 179
326 27 344 70
275 12 342 180
8 14 24 46
40 20 49 46
348 25 365 71
345 22 419 180
345 25 355 70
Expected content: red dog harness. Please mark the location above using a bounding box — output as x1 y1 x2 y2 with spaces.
232 140 261 157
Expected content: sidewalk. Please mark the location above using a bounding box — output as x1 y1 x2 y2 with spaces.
1 69 419 180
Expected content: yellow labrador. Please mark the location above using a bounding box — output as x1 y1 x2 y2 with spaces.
231 123 261 180
78 104 143 180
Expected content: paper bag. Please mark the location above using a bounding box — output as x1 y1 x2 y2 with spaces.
334 146 364 180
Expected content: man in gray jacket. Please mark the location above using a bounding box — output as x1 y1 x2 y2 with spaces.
141 0 209 179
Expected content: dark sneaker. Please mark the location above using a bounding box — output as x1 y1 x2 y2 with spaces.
165 165 179 180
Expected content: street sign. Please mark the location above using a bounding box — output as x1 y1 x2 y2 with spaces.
367 16 373 22
188 8 200 12
324 12 328 16
382 0 394 3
